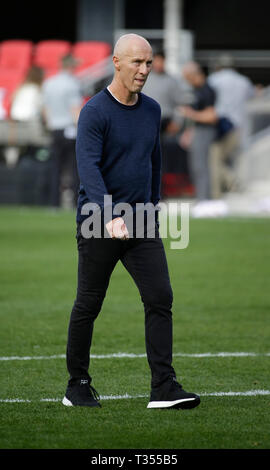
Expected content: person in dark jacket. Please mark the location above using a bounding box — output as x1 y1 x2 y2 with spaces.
62 34 200 411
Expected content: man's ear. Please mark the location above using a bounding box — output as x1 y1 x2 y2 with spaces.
112 55 121 71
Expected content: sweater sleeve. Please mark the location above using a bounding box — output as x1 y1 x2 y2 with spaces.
76 104 115 216
151 116 162 207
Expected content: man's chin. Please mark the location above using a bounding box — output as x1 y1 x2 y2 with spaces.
133 84 145 93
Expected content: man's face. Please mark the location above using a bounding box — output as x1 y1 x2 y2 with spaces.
182 69 205 88
152 55 165 74
115 44 153 93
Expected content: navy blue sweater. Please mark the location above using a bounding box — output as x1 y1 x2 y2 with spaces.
75 88 161 224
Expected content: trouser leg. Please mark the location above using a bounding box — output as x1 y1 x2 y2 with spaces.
210 130 240 199
121 229 176 387
209 141 223 199
66 231 121 383
220 130 240 191
63 137 79 207
50 130 64 207
189 127 216 200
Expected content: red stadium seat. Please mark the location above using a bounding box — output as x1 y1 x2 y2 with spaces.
162 173 194 197
0 68 26 116
72 41 111 73
0 40 33 72
33 40 71 77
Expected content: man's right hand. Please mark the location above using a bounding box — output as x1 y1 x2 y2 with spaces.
105 217 129 240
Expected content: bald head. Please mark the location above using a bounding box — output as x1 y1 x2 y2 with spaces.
113 34 152 59
110 34 153 98
182 61 202 76
182 61 205 87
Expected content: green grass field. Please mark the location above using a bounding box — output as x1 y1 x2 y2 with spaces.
0 206 269 450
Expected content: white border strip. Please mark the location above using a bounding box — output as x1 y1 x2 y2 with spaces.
0 352 269 361
0 390 270 404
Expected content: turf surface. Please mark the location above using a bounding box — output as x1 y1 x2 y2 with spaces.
0 206 269 450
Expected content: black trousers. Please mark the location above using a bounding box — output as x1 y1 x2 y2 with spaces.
66 224 176 388
50 130 79 207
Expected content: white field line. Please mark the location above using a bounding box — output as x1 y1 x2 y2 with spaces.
0 351 270 361
0 390 270 404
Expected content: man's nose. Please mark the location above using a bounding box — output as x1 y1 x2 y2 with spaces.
139 63 148 75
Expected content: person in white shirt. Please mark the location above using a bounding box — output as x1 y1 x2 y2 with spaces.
4 66 45 167
10 66 44 122
42 54 83 207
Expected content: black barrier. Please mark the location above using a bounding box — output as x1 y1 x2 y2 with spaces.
0 449 267 467
0 153 52 206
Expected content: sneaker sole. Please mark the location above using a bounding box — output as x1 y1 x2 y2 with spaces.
62 396 73 407
147 396 200 409
62 396 101 407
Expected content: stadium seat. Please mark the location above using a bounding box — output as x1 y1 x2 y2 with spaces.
0 40 33 72
72 41 111 73
162 173 194 197
0 68 26 116
33 40 71 77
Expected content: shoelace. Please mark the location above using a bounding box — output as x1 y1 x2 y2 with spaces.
79 380 100 401
171 379 183 391
89 384 100 402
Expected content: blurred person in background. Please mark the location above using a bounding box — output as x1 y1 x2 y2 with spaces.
180 62 217 201
42 54 83 208
208 54 255 199
143 50 192 196
4 66 45 167
10 66 44 122
143 50 189 131
0 88 6 120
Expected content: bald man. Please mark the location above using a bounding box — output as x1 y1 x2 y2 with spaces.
62 34 200 410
